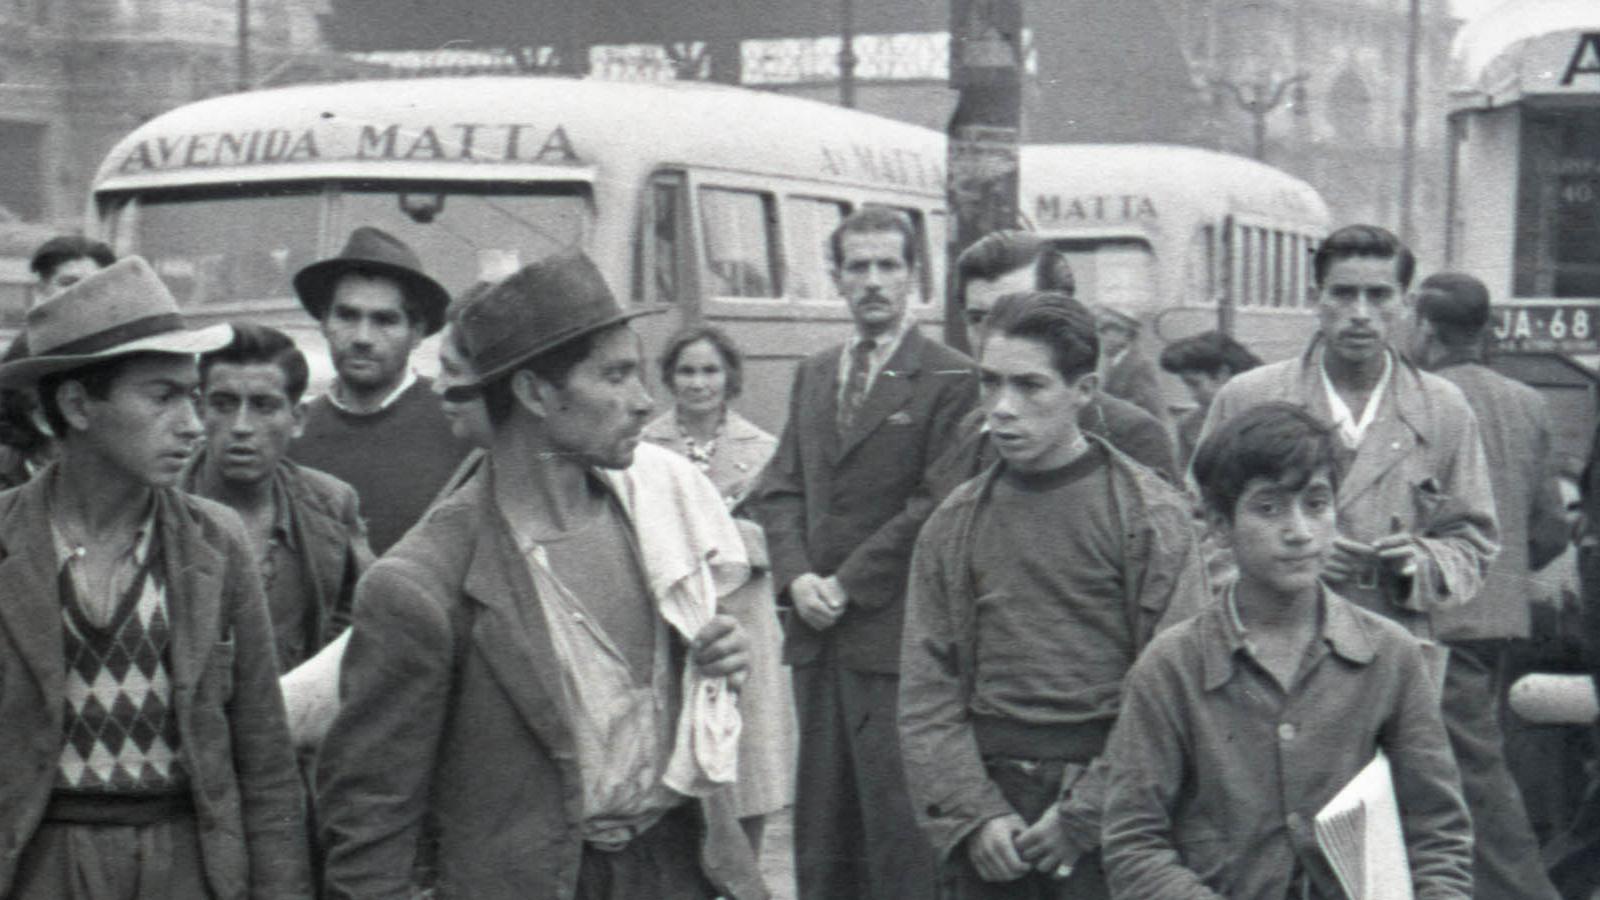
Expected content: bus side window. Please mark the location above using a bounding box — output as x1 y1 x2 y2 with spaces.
784 196 849 299
644 174 688 305
700 187 780 299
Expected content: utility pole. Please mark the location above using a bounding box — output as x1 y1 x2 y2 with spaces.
839 0 858 108
236 0 251 91
946 0 1023 352
1399 0 1422 245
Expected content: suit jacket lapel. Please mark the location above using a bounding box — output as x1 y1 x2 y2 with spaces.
462 483 576 756
0 475 67 704
808 350 843 463
157 489 225 707
837 328 924 460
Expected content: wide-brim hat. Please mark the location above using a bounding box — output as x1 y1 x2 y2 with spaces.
0 256 233 388
458 252 661 388
293 226 450 335
1092 303 1143 331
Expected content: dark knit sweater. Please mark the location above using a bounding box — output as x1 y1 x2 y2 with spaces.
291 378 469 555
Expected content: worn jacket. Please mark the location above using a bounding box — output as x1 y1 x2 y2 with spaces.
1102 587 1472 900
749 326 978 673
1103 346 1172 429
1431 360 1567 641
898 438 1212 862
0 471 310 899
316 465 766 900
183 454 374 662
1200 342 1500 636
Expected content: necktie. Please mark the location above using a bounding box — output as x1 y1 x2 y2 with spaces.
838 338 876 435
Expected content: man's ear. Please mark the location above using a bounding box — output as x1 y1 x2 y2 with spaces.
290 400 308 440
55 379 91 434
1075 371 1101 399
510 368 555 419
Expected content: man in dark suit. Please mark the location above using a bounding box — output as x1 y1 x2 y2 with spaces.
750 207 978 900
1409 272 1568 900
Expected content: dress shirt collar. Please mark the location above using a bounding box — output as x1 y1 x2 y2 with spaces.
326 368 418 414
1319 350 1392 448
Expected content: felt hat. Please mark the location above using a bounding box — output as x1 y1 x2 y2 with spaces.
1092 303 1143 331
0 256 233 388
457 252 660 387
292 226 450 335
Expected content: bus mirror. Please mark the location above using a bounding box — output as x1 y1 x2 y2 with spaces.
399 192 446 224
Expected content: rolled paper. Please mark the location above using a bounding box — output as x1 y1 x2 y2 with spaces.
1508 672 1600 725
279 628 350 749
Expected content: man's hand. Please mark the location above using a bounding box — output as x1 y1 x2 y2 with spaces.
691 615 749 689
1014 805 1077 875
1373 532 1423 580
1324 537 1375 583
967 814 1030 883
791 573 846 631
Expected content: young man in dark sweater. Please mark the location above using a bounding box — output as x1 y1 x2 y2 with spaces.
289 227 470 554
0 258 309 899
899 290 1209 898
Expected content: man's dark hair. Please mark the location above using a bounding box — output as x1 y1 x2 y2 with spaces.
984 290 1099 383
828 207 918 269
329 268 430 329
1192 401 1338 522
36 352 168 438
956 230 1075 300
1312 224 1415 290
1158 330 1263 377
658 324 745 401
199 322 310 404
480 327 607 427
1415 272 1491 348
30 235 115 282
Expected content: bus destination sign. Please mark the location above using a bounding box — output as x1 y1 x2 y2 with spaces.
1492 303 1600 354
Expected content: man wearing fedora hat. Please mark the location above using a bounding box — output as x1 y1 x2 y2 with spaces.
290 226 470 555
1092 303 1172 432
0 257 310 899
317 252 765 900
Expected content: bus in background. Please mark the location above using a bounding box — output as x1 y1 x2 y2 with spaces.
87 76 947 433
1019 143 1330 416
1446 0 1600 462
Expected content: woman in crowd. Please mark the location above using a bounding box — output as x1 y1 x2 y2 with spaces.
643 324 796 857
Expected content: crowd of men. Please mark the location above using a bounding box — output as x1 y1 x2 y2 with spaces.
0 209 1592 900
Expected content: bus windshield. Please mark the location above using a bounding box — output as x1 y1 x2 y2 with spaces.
99 181 593 308
1045 237 1157 314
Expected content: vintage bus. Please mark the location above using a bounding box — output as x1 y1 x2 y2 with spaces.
87 76 948 432
1446 0 1600 460
1020 143 1331 413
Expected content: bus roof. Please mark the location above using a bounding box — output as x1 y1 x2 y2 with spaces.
1019 143 1330 235
1450 0 1600 111
91 76 946 198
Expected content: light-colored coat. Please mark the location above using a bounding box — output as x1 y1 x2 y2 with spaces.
642 409 777 509
0 472 311 899
1199 341 1500 637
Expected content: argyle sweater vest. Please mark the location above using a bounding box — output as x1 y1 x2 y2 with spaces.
55 553 186 794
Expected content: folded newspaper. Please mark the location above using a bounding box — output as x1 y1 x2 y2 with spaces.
1314 751 1412 900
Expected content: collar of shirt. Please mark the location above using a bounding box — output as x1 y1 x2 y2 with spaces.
839 313 915 393
1319 350 1392 447
49 491 157 570
1202 584 1377 691
326 368 418 414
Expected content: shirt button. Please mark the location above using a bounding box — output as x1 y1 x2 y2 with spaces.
1286 812 1303 831
1278 722 1297 741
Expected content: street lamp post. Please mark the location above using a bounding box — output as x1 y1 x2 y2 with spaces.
1209 71 1308 161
